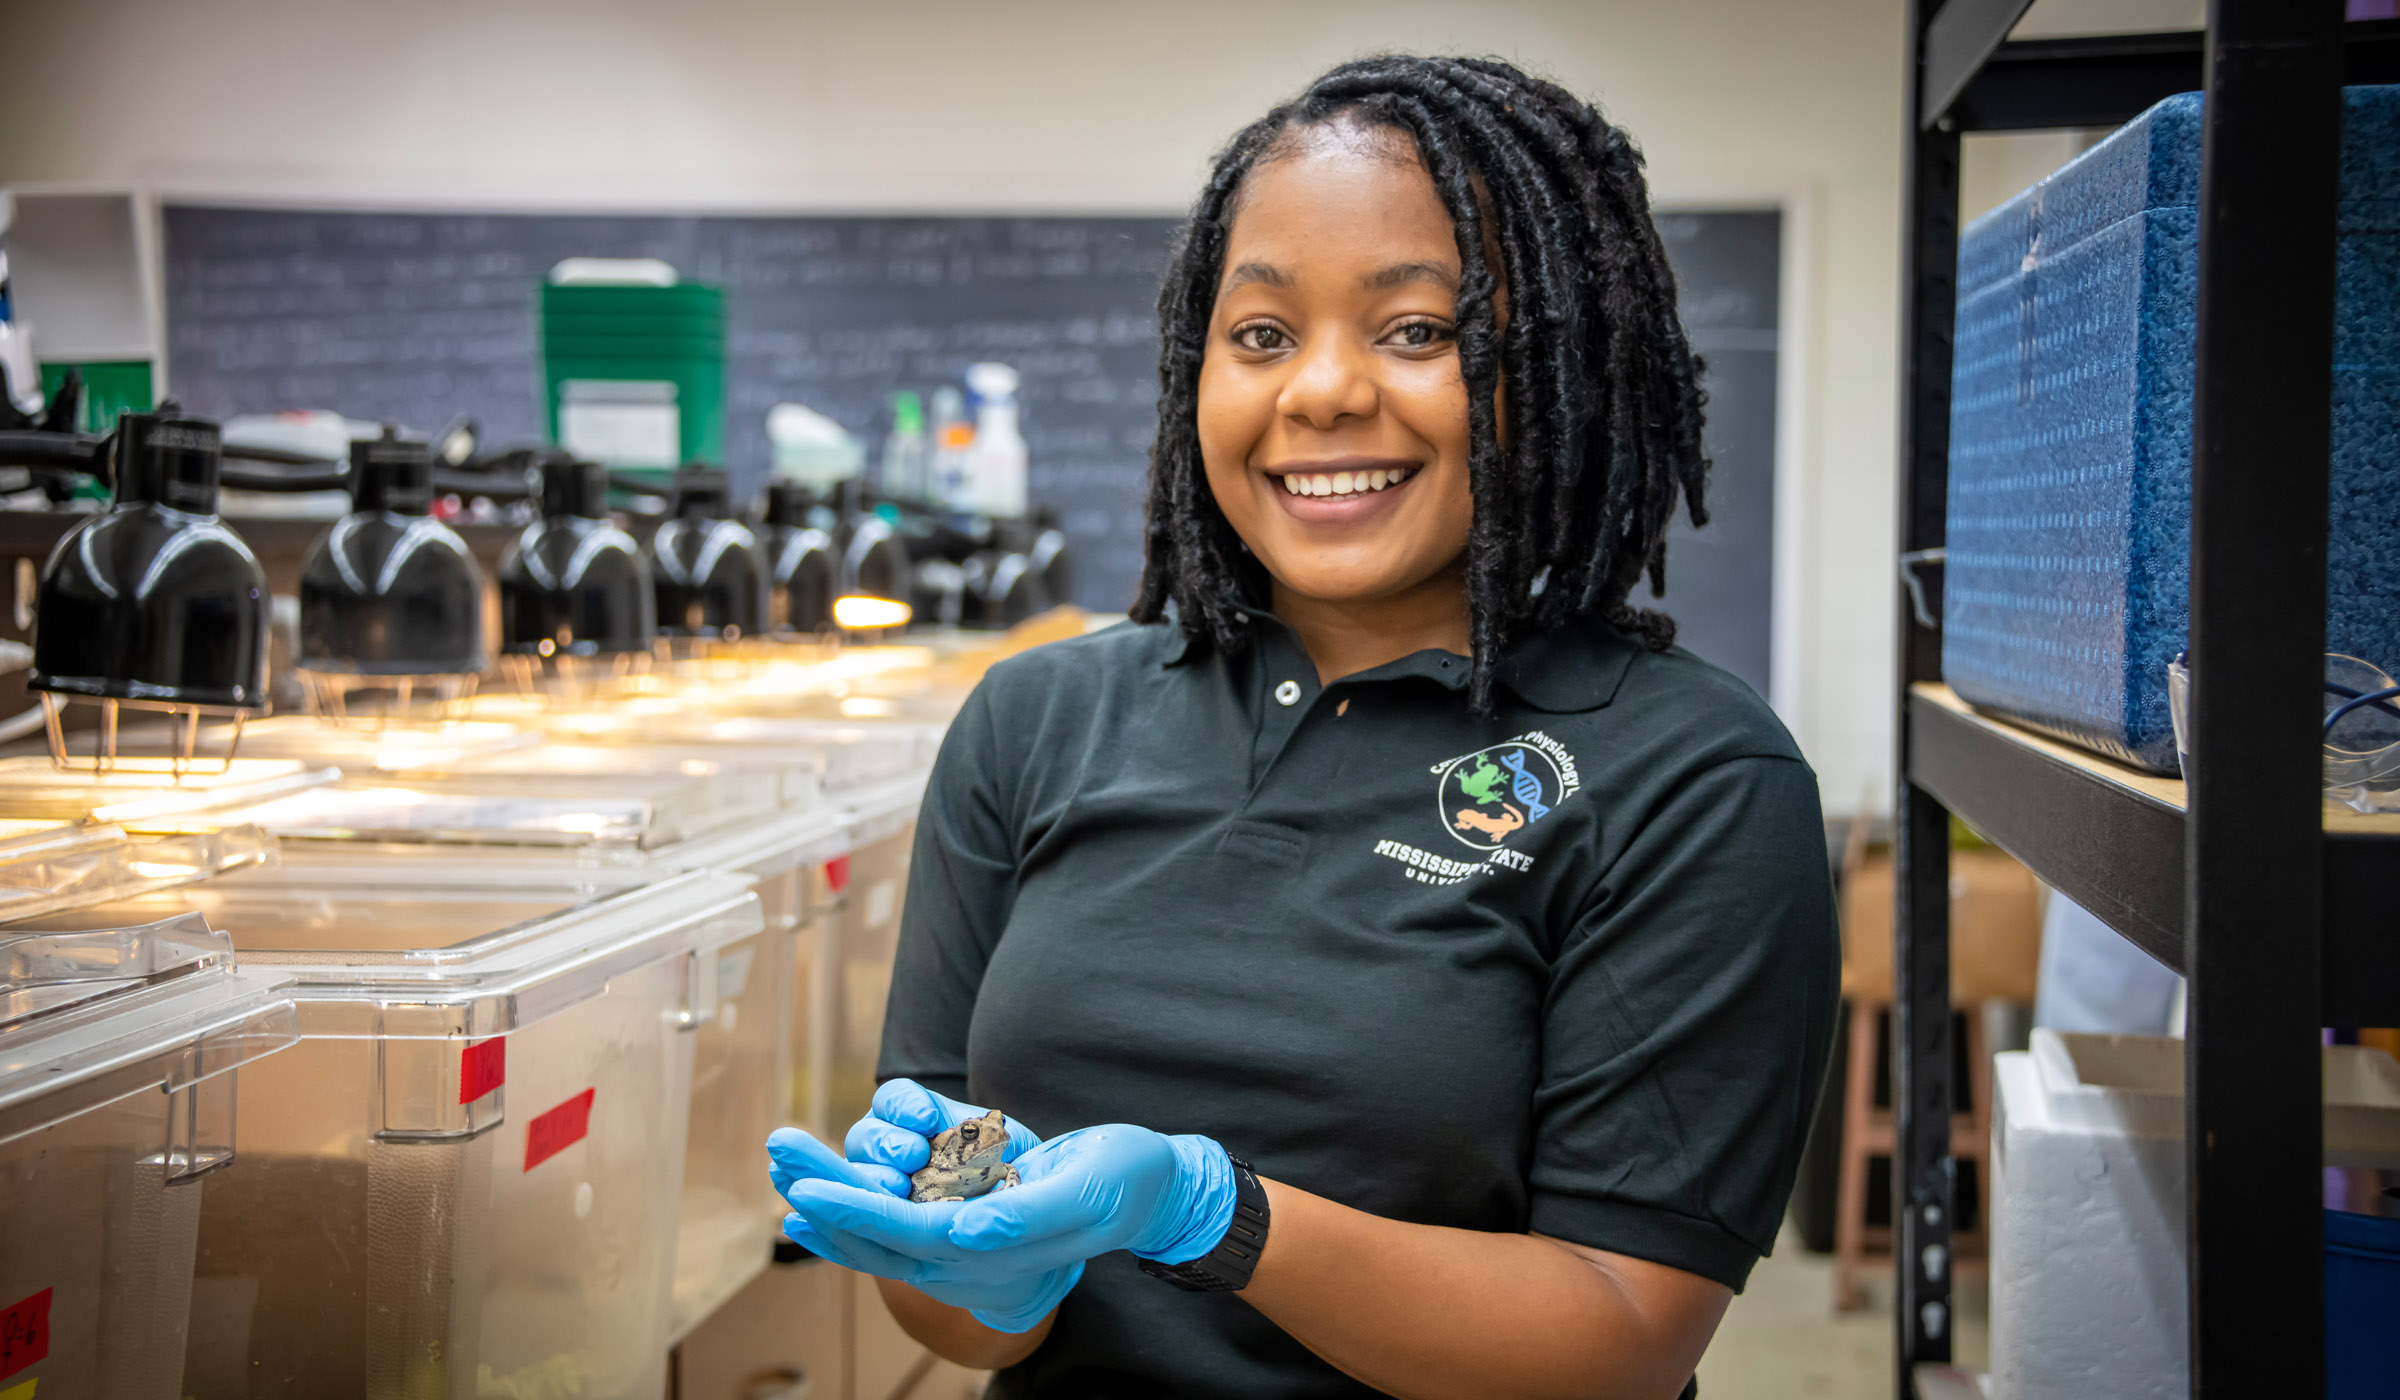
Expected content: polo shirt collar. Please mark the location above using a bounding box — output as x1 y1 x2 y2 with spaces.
1159 604 1637 714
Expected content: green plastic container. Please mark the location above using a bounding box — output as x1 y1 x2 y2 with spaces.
539 284 725 470
39 360 153 436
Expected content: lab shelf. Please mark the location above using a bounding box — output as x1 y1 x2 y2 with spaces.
1891 1 2381 1395
1907 683 2400 1026
1927 13 2400 134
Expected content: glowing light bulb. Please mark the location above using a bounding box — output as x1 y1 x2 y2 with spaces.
833 595 912 631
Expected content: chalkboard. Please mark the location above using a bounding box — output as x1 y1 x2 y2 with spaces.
162 204 1777 691
162 207 1180 610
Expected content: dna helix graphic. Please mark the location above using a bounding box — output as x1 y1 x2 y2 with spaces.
1498 750 1551 823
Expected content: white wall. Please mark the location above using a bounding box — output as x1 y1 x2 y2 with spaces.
0 0 1910 811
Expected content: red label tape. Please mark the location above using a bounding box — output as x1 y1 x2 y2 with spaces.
524 1088 596 1171
0 1287 50 1381
459 1037 506 1104
824 854 852 895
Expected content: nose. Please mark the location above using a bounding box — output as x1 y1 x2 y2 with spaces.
1275 331 1378 430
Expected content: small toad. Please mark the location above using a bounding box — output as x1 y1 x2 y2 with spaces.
908 1108 1021 1203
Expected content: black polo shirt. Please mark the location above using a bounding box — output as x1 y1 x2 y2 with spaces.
878 610 1838 1400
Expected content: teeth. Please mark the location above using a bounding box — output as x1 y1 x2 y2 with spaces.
1279 466 1415 498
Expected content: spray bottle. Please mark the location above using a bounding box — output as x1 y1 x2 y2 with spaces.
963 362 1028 520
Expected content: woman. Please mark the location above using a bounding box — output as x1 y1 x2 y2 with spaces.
768 55 1837 1400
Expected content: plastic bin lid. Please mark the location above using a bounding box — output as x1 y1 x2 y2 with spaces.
525 709 943 794
0 821 278 925
188 717 540 774
0 757 337 826
136 764 783 852
425 740 827 813
11 864 762 1039
0 913 297 1146
265 802 854 881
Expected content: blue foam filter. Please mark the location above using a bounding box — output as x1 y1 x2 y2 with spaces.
2326 1205 2400 1400
1943 86 2400 773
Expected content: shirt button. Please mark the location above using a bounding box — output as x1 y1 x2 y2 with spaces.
1274 680 1301 707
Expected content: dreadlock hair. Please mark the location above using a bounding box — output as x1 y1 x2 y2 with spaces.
1129 55 1710 713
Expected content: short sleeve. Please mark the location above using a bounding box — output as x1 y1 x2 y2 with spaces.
875 681 1019 1104
1527 754 1839 1291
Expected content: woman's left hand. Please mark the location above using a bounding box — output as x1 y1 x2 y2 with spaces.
765 1126 1081 1333
786 1120 1239 1275
948 1123 1238 1267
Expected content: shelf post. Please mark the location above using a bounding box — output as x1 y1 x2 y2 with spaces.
2183 0 2342 1393
1894 0 1963 1389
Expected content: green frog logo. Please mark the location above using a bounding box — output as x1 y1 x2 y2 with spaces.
1436 741 1565 851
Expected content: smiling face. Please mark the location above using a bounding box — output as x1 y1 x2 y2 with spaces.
1197 120 1478 615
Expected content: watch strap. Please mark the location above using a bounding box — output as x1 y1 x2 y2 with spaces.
1137 1156 1269 1293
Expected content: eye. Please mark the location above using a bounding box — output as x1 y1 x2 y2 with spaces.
1230 321 1291 353
1385 318 1454 351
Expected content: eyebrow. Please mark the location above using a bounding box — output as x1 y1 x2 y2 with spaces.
1222 261 1293 291
1365 260 1458 292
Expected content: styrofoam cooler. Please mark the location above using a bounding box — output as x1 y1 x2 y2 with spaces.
1990 1029 2400 1399
1 913 296 1400
12 864 761 1400
1943 85 2400 772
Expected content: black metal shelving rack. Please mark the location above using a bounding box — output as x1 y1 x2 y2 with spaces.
1893 3 2400 1396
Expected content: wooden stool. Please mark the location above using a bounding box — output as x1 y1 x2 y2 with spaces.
1831 816 2040 1313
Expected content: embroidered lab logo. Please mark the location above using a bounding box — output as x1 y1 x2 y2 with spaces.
1374 732 1583 885
1436 740 1568 851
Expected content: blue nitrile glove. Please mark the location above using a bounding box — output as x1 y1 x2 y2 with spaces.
842 1079 1046 1197
766 1087 1070 1333
804 1089 1233 1275
942 1123 1239 1271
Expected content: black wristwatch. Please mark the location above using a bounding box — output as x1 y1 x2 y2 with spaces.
1137 1156 1271 1293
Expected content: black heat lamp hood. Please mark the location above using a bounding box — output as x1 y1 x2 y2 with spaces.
297 430 489 686
498 457 656 658
650 465 768 641
763 483 837 633
28 410 271 725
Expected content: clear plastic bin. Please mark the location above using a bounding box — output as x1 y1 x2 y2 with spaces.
454 712 937 1139
2 909 298 1400
128 768 848 1345
10 864 762 1400
814 778 924 1139
465 709 940 1140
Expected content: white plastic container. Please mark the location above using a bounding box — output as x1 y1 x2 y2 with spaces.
815 775 924 1138
15 864 761 1400
1989 1029 2400 1400
1 909 297 1400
